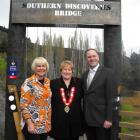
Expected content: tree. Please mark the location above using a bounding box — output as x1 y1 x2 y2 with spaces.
121 52 140 90
95 35 101 52
129 52 140 90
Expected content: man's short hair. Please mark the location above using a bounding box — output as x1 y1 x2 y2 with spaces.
85 48 98 57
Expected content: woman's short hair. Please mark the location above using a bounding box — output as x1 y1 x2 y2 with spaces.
31 57 49 72
60 60 73 72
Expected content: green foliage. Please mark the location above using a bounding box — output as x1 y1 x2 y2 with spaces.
121 104 134 131
0 53 6 90
0 58 6 70
121 104 134 111
121 127 134 133
121 52 140 90
121 115 134 123
0 30 8 52
0 30 7 42
0 27 7 91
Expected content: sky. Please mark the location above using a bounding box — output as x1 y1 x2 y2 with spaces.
0 0 140 56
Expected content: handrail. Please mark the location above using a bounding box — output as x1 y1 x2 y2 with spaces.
119 133 140 140
120 111 140 117
119 111 140 139
120 122 140 129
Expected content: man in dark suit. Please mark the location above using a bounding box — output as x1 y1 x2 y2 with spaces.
81 48 115 140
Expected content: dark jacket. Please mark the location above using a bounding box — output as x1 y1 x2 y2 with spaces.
50 77 85 139
81 66 115 127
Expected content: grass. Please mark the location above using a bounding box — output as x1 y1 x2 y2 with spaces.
121 104 134 111
0 53 6 91
120 93 140 135
121 127 134 133
121 115 134 123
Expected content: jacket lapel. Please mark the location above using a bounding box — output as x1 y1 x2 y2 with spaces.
83 70 89 90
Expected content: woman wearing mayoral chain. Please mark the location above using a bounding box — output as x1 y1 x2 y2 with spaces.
50 60 85 140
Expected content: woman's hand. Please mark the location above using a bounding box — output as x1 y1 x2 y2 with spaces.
26 119 36 134
45 123 51 132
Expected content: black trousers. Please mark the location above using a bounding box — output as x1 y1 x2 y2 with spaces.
86 126 111 140
55 137 79 140
22 124 48 140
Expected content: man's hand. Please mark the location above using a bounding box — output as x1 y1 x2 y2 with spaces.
104 120 112 128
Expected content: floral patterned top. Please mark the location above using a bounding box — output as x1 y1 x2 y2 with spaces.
20 74 52 134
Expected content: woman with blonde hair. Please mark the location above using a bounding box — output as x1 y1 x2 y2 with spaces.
20 57 52 140
50 60 85 140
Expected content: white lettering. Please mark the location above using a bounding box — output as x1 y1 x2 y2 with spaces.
26 2 111 11
90 4 100 10
65 3 103 10
26 3 62 9
27 3 31 8
46 3 61 9
55 10 82 16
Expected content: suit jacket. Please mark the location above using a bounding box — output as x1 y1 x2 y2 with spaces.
81 65 114 127
50 77 85 139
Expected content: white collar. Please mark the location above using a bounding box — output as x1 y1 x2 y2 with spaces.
89 64 100 72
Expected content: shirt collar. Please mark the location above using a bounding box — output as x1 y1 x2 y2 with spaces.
89 63 100 72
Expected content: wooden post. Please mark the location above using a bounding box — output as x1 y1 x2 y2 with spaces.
6 85 24 140
5 1 26 138
104 25 122 83
104 2 121 140
5 24 26 140
104 25 122 140
13 112 24 140
8 85 21 117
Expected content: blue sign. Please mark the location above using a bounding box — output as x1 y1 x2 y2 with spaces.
7 61 17 79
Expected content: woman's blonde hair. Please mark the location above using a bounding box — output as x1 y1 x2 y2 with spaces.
31 57 49 72
60 60 73 72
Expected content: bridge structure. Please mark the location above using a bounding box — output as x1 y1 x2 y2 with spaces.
5 0 121 140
